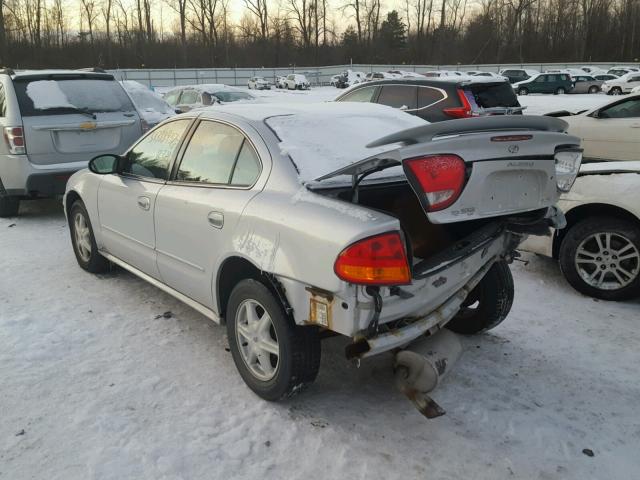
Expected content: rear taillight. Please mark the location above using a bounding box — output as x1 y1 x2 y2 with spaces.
403 154 466 211
443 89 475 119
3 126 26 154
334 232 411 286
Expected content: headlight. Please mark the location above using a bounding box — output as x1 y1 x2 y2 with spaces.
554 149 583 192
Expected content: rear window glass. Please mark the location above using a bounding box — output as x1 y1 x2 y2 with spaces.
14 77 135 117
467 82 519 108
211 91 254 103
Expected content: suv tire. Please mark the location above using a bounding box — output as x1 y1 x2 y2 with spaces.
0 196 20 217
69 200 110 273
555 87 566 95
559 217 640 300
610 87 623 95
226 279 321 400
517 87 529 95
446 260 514 335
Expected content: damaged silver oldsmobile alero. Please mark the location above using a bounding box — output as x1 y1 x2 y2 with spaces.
63 103 582 416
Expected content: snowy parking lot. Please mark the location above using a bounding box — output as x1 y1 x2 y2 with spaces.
1 90 639 479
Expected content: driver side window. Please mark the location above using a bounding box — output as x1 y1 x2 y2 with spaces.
122 120 190 179
599 99 640 119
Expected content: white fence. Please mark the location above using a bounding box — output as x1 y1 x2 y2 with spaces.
108 62 640 89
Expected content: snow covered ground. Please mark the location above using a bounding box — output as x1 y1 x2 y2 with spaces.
1 91 639 480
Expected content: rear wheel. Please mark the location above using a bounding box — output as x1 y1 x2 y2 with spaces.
559 217 640 300
588 85 600 94
69 200 110 273
0 196 20 217
226 279 321 400
446 260 514 335
555 87 566 95
518 87 529 95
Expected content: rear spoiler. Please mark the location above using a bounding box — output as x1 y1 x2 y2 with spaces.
366 115 569 148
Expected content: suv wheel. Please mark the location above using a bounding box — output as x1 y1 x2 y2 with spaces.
610 87 623 95
555 87 566 95
559 217 640 300
69 200 110 273
446 260 514 335
226 279 321 400
517 87 529 95
0 196 20 217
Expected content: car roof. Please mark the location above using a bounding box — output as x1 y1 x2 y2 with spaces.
8 69 114 80
347 77 507 88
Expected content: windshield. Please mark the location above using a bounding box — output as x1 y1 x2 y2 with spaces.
213 91 255 103
15 77 135 116
125 87 174 114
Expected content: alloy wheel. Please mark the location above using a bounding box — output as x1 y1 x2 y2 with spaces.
73 212 92 262
574 232 640 290
235 299 280 381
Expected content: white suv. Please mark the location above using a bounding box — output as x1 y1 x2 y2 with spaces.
284 74 310 90
0 68 143 216
602 73 640 95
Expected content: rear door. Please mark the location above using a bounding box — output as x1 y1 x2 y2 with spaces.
624 75 640 93
13 74 142 167
154 120 263 308
97 119 192 277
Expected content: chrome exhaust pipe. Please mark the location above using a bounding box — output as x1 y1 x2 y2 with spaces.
394 329 462 418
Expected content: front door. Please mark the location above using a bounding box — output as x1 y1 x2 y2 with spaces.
155 120 263 309
97 119 192 277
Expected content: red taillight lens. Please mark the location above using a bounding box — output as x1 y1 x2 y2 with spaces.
443 89 474 119
334 232 411 286
403 154 466 211
3 126 26 154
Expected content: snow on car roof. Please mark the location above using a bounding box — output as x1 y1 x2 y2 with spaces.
211 102 426 183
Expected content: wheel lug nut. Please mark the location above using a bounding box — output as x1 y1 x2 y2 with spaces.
596 257 602 261
600 265 606 269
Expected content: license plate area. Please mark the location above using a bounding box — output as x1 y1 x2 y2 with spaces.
481 169 545 214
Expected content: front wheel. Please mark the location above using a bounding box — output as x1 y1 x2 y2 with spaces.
518 87 529 95
559 217 640 300
446 260 514 335
226 279 321 400
610 87 623 95
69 200 110 273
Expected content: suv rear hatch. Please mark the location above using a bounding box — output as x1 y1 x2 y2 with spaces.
447 80 523 119
13 72 142 166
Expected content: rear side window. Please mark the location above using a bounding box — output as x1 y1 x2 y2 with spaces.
164 91 180 106
417 87 445 108
123 120 190 179
467 82 519 108
231 141 261 186
377 85 417 110
338 86 378 103
177 121 245 185
13 77 135 117
180 90 199 104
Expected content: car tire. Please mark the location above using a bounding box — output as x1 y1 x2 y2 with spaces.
226 279 321 401
555 87 566 95
518 87 529 95
588 86 600 94
559 217 640 301
446 260 514 335
0 196 20 217
610 87 623 95
69 200 110 273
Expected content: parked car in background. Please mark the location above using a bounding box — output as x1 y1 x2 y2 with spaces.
607 67 638 77
513 73 573 95
120 80 175 131
0 68 143 217
63 102 578 402
499 68 539 84
423 70 464 78
570 75 603 94
330 74 341 86
594 73 618 82
467 71 508 80
275 76 288 89
285 74 310 90
545 68 585 77
365 72 393 81
601 73 640 95
520 161 640 300
335 77 523 122
248 76 271 90
334 70 366 88
580 66 607 75
387 70 425 79
164 84 257 112
546 94 640 162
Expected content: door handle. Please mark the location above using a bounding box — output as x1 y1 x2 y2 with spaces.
137 196 151 211
207 211 224 229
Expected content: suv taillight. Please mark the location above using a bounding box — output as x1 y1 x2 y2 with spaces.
334 232 411 286
443 89 475 119
403 154 466 212
3 126 26 154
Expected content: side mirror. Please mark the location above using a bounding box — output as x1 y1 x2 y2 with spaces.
89 154 119 174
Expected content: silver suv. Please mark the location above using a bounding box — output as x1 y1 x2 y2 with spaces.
0 68 143 216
